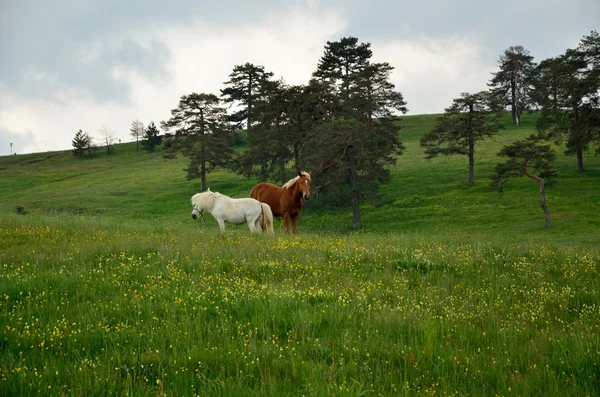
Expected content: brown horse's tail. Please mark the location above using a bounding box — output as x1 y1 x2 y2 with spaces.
260 203 274 234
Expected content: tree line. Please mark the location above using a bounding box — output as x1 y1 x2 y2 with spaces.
72 31 599 228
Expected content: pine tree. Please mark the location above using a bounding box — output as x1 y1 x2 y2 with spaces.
301 37 408 228
535 46 600 172
491 135 557 228
349 62 408 124
72 129 87 157
220 63 277 130
161 93 235 191
313 37 372 102
488 46 537 126
302 118 404 228
420 91 504 185
141 122 162 152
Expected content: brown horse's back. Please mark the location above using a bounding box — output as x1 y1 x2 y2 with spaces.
250 182 284 216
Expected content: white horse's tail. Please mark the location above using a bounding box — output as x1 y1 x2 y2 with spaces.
260 203 275 234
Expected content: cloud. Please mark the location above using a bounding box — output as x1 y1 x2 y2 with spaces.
374 35 495 114
0 6 347 154
1 0 597 155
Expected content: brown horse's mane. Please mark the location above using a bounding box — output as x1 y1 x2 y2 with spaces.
282 171 311 190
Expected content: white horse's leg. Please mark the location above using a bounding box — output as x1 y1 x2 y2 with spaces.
248 216 259 233
217 219 227 233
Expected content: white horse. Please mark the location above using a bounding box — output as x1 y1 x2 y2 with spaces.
191 189 274 234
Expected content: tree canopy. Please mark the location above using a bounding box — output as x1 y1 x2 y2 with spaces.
162 93 235 191
420 91 504 185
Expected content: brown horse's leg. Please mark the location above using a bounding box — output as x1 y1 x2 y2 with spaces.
292 214 299 234
283 213 291 234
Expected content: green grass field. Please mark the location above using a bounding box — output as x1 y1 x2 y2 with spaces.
1 113 599 396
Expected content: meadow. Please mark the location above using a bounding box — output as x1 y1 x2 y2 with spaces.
1 113 599 396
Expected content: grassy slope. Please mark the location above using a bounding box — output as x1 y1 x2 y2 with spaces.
1 114 600 396
0 113 598 245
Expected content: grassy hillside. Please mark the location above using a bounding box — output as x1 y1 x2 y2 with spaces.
1 114 599 396
1 113 598 245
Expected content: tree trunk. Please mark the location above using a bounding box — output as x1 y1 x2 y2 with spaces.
511 79 517 125
468 137 475 186
512 56 520 126
524 160 551 228
348 147 361 228
247 75 253 130
468 104 475 186
572 105 584 173
576 148 584 173
201 160 207 191
200 136 207 191
293 144 300 171
279 148 286 185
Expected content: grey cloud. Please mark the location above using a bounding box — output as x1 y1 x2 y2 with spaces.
336 0 599 61
0 0 314 104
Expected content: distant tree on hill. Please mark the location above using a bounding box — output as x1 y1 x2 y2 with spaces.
161 93 235 191
98 126 116 155
141 122 162 152
491 134 557 228
420 91 504 186
488 46 537 126
85 132 96 156
129 119 144 150
72 129 88 157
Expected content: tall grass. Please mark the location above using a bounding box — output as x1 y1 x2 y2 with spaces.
1 216 599 396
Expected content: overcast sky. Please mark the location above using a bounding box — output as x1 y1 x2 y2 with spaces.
0 0 598 156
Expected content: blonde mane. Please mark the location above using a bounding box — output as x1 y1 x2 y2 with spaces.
191 190 222 211
282 171 311 189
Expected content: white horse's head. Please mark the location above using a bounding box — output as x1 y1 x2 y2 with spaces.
191 204 202 219
191 191 218 220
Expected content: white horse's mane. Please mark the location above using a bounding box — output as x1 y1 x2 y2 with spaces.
282 171 311 189
191 190 223 211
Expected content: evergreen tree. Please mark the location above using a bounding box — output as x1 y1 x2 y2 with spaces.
313 36 372 108
84 133 95 157
579 30 600 69
302 118 404 228
348 62 408 124
72 129 88 157
420 91 504 186
141 121 162 152
234 84 297 184
491 134 557 228
488 46 537 126
578 30 600 156
161 93 235 191
235 80 339 184
535 46 600 172
302 36 408 228
220 63 277 130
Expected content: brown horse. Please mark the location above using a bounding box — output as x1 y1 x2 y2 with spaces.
250 171 312 234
